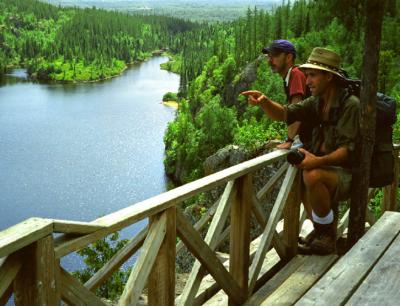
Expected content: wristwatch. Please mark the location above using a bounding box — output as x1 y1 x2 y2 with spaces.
284 137 294 143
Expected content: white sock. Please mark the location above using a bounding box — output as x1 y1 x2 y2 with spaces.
312 210 334 225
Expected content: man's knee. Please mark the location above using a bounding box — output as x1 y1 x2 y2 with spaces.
303 169 323 188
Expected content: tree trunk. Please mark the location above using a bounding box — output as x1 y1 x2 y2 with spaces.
348 0 386 246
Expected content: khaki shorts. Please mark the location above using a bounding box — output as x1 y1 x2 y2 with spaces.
331 166 352 202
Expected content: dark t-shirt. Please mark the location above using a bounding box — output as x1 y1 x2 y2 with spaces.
285 89 360 166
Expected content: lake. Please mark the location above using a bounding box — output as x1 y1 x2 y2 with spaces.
0 56 179 272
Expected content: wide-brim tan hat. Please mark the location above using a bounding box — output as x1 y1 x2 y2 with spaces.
299 47 346 78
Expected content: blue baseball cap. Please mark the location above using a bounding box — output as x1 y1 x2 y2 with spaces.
262 39 296 56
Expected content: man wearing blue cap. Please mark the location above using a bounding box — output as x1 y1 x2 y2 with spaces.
262 39 309 149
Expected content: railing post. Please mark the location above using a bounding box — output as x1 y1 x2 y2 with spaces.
382 148 399 212
282 170 301 258
229 174 252 305
148 207 176 306
13 235 57 306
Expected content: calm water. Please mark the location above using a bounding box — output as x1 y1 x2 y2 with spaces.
0 57 179 272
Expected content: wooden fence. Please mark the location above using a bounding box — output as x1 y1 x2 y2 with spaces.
0 146 399 306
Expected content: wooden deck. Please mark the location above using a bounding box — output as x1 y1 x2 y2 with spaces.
0 146 399 306
207 211 400 306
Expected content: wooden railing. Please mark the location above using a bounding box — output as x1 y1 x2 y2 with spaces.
0 146 399 306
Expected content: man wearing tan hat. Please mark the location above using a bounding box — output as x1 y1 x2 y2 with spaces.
242 48 359 255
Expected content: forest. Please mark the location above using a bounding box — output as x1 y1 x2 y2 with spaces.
1 0 399 186
163 0 400 186
0 0 199 81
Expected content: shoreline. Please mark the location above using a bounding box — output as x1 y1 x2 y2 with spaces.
5 52 169 84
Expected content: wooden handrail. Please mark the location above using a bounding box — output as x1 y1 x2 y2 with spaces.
0 144 398 306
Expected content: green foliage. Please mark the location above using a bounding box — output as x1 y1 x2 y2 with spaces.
0 0 199 81
160 54 182 74
73 232 129 300
162 91 178 102
369 190 383 219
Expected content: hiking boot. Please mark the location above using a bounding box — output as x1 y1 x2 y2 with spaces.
298 229 317 245
298 222 336 255
308 222 336 255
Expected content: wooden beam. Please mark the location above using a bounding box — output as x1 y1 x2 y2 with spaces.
297 211 400 305
0 283 12 306
382 148 399 212
251 194 287 259
60 268 107 306
282 170 301 258
55 151 288 258
244 255 308 306
148 207 176 306
176 195 220 254
85 226 148 291
0 218 53 258
248 165 298 294
337 208 350 238
252 255 337 305
179 181 236 306
176 209 245 305
14 235 57 306
229 175 252 305
96 151 287 233
53 219 105 234
118 213 167 306
0 254 21 298
35 235 58 306
346 226 400 305
256 162 289 200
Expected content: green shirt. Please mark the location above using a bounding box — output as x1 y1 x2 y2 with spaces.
285 89 360 166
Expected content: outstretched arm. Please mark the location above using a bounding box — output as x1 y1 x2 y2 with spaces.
241 90 286 121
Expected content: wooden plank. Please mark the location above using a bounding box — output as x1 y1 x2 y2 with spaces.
53 219 105 234
95 151 288 233
148 207 176 306
382 148 399 212
0 283 12 306
85 226 147 291
337 208 350 238
296 211 400 306
230 175 252 305
249 166 298 293
282 171 301 258
346 228 400 305
54 259 61 306
176 209 245 305
179 180 236 306
244 255 308 306
0 218 53 258
0 254 21 298
260 255 337 306
13 245 35 305
251 194 287 259
14 236 57 306
54 228 112 259
256 162 289 200
191 228 282 306
54 150 287 258
118 213 167 306
60 268 107 306
198 239 281 306
35 235 58 306
299 204 308 231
